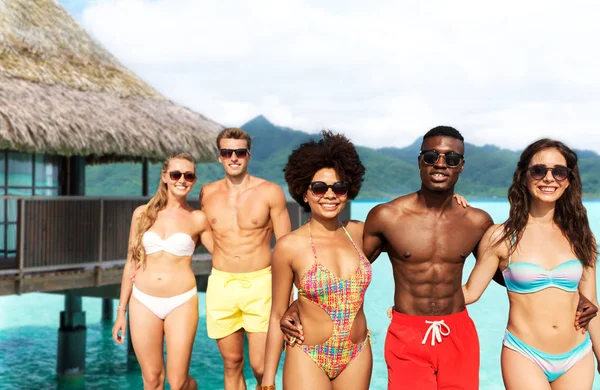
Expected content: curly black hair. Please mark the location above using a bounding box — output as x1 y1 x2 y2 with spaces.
284 130 366 212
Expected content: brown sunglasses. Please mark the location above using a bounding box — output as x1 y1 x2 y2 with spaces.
169 171 196 182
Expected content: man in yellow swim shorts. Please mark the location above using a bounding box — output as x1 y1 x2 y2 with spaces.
200 128 291 390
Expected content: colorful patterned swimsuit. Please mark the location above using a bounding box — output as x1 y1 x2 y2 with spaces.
296 221 373 380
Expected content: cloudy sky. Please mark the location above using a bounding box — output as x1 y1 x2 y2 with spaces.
59 0 600 152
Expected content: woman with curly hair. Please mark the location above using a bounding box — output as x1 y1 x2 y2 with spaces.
260 131 372 390
112 152 212 390
462 139 600 389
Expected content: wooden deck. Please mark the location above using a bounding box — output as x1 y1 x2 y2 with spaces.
0 255 212 297
0 196 320 297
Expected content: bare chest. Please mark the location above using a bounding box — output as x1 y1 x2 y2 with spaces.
203 192 271 232
386 216 483 264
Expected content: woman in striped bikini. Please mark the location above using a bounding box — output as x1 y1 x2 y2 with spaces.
462 139 600 389
260 131 372 390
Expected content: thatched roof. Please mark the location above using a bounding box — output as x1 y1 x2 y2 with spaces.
0 0 222 163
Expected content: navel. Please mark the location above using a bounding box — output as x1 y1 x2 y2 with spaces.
403 251 411 258
429 302 440 315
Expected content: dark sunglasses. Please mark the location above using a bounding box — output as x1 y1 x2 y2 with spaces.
219 148 249 159
309 181 348 197
420 150 464 167
528 164 571 182
169 171 196 182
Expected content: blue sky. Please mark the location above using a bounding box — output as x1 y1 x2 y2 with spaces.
58 0 600 153
58 0 85 19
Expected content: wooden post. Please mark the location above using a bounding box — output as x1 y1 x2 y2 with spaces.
16 199 25 294
142 159 149 197
57 294 86 384
101 299 113 322
98 199 104 263
56 156 87 383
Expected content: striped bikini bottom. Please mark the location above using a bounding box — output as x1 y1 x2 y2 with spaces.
503 330 592 382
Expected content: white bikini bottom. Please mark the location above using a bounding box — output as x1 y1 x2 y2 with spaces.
132 284 197 319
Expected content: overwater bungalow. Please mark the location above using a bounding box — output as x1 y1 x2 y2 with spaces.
0 0 225 382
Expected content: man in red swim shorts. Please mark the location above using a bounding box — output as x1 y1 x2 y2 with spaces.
365 127 487 389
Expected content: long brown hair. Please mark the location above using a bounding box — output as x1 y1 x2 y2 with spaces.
498 139 597 267
130 152 196 268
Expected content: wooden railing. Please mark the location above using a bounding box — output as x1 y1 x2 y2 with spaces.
0 196 332 276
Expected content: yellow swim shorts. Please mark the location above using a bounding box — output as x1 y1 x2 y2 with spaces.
206 266 272 339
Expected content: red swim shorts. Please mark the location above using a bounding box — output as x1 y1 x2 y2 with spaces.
385 308 479 389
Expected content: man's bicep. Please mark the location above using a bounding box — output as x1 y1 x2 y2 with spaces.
270 243 295 317
271 188 292 239
198 187 206 210
363 211 385 262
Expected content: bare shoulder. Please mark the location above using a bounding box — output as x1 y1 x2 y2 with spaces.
200 180 223 196
265 180 285 194
256 178 285 194
254 178 287 205
464 206 494 228
273 228 305 254
132 204 147 219
342 220 364 238
480 223 509 257
368 193 414 220
191 209 208 225
483 223 505 242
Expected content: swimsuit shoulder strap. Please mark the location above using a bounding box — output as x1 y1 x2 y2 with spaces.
308 219 318 263
340 221 362 257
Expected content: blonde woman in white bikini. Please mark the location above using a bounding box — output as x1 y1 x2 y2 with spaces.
112 152 212 390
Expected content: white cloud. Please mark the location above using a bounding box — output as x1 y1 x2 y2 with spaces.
75 0 600 153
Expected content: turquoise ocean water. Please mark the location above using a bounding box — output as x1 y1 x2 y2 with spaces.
1 200 600 389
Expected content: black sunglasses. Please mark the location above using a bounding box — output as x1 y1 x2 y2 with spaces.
220 148 249 159
169 171 196 182
528 164 571 182
309 181 348 197
420 150 464 167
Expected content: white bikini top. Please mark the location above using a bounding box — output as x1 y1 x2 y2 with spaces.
142 231 195 256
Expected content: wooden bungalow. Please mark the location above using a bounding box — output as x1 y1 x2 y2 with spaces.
0 0 223 271
0 0 225 382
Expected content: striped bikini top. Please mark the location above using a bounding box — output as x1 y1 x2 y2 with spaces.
502 233 582 294
297 221 372 321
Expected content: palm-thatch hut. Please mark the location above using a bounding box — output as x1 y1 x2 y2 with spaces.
0 0 224 259
0 0 223 165
0 1 225 381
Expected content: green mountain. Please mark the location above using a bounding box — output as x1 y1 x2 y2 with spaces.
86 116 600 199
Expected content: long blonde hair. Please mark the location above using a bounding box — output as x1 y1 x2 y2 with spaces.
130 152 196 268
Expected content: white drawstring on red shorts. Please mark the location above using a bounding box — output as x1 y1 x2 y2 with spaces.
421 320 451 346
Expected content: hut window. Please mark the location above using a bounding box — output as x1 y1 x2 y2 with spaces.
0 151 60 261
7 152 33 193
34 155 60 195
